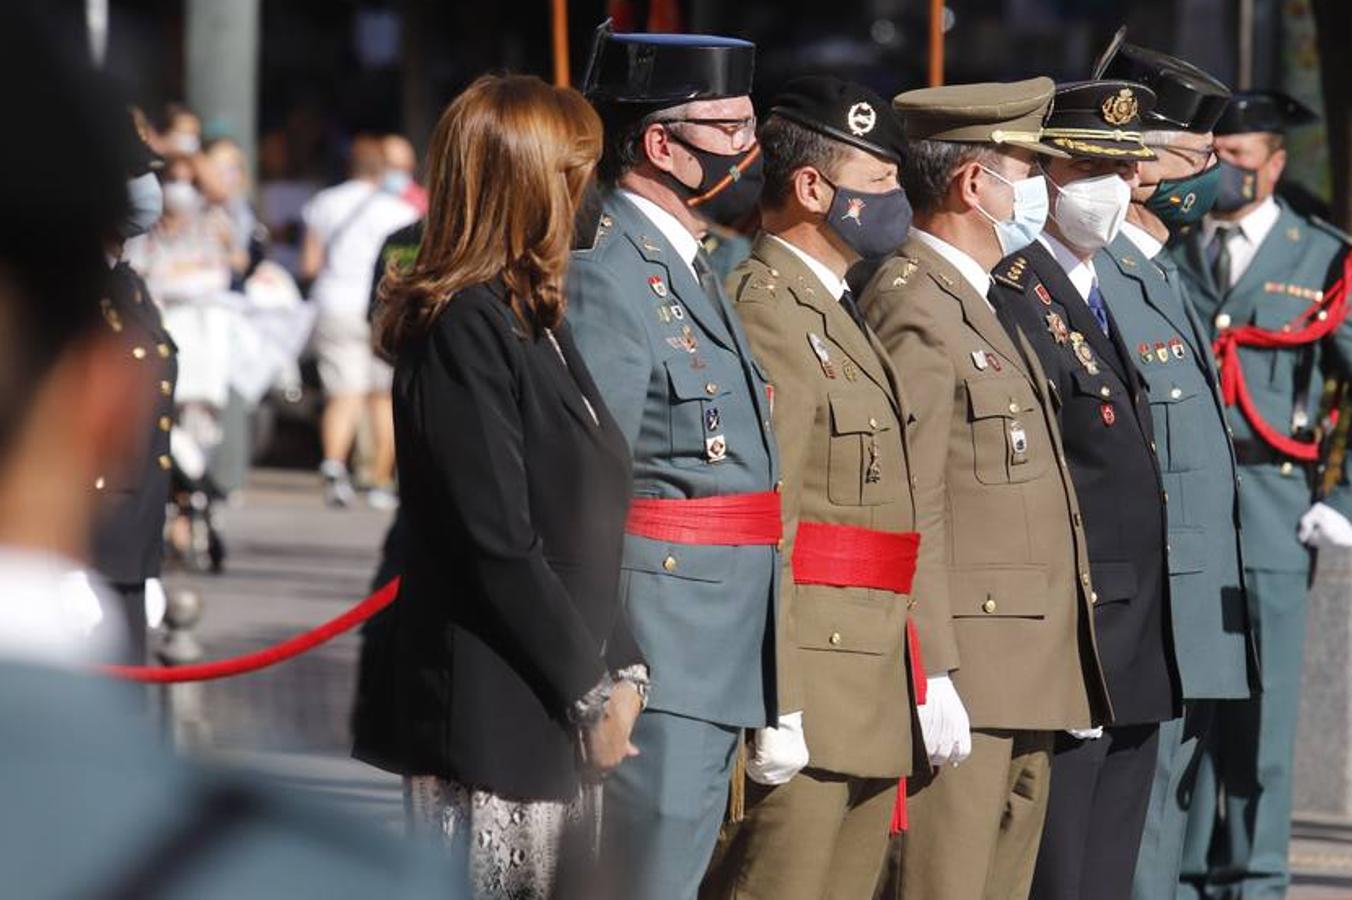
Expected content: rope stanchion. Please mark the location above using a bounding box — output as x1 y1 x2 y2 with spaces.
101 577 401 684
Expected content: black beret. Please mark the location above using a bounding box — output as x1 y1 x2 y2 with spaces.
1215 91 1318 136
1092 27 1231 133
1039 80 1157 160
582 18 755 109
769 76 903 164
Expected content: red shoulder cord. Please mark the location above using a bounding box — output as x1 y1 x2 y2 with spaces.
1213 253 1352 461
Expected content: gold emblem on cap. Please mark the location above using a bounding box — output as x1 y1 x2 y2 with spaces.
1101 88 1139 127
847 102 877 136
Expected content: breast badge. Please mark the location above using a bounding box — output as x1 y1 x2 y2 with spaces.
1100 403 1116 426
1069 332 1100 375
1169 336 1186 360
1046 312 1070 344
1138 342 1152 364
808 332 837 379
705 434 728 463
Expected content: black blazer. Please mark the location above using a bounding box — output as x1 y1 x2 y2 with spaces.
990 242 1179 726
367 280 639 800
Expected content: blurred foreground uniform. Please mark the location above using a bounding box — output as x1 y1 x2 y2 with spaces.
568 28 780 899
1173 90 1352 900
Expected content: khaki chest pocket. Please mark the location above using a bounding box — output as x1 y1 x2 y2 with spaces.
965 377 1048 485
827 392 903 506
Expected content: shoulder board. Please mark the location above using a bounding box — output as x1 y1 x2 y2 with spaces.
992 254 1030 290
883 254 922 289
573 211 618 255
731 259 780 304
1310 214 1352 246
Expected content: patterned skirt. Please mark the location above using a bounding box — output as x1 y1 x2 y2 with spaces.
404 776 602 899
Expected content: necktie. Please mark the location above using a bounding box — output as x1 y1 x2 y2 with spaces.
692 249 733 332
1210 223 1236 292
1086 280 1110 337
839 288 868 334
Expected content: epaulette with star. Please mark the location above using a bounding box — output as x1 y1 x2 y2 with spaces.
993 254 1030 290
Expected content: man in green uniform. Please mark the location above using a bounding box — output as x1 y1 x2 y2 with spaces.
1173 89 1352 899
1089 34 1258 900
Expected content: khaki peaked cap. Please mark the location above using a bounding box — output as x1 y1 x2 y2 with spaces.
892 76 1068 158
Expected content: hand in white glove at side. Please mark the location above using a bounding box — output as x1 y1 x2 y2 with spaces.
1298 502 1352 548
917 673 972 768
746 710 810 786
1066 726 1104 740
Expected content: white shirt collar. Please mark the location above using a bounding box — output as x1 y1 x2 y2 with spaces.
1202 195 1280 248
1038 231 1098 302
911 228 994 299
0 548 122 667
619 189 701 276
1120 220 1165 259
767 234 847 300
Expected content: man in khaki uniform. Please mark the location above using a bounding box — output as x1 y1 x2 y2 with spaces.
860 79 1112 900
705 76 924 900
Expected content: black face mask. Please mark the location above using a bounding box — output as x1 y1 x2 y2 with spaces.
665 135 764 227
1212 159 1262 214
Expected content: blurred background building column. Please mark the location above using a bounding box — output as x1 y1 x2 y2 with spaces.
186 0 259 179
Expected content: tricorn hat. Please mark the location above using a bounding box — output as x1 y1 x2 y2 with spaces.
1093 27 1230 133
582 18 755 109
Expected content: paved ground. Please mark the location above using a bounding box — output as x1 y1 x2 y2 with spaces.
164 468 1352 897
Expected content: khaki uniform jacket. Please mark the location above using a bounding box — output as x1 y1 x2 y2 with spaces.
728 233 924 779
859 235 1111 730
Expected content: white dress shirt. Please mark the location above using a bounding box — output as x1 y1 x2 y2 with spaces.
1201 196 1280 288
768 234 847 300
911 228 994 301
1038 231 1099 304
620 189 701 278
1120 220 1165 260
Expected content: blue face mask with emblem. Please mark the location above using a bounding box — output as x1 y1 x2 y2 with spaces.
1212 160 1262 213
975 165 1049 257
819 175 913 261
1145 162 1221 229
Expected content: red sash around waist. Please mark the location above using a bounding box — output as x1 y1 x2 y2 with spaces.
625 492 783 545
790 522 921 595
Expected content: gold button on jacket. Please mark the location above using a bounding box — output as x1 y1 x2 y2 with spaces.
860 236 1110 732
729 234 924 780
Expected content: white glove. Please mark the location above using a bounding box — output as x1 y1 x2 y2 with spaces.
917 673 972 767
1298 502 1352 548
144 577 167 629
746 711 810 785
1066 726 1104 740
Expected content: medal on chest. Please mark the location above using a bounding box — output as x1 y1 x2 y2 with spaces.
1068 332 1100 375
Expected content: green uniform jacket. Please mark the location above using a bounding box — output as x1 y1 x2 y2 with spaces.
728 233 923 779
1098 232 1253 699
1174 199 1352 572
566 190 781 729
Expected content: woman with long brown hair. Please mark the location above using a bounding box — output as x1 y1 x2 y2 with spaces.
364 74 646 898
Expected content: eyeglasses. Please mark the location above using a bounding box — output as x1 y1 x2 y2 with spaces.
1159 143 1217 172
658 116 758 151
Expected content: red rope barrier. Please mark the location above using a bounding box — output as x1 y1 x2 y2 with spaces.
101 576 401 683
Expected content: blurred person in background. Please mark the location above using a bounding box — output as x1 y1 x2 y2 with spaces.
125 149 239 555
300 134 418 509
88 106 178 665
0 16 455 892
207 136 263 279
383 133 429 216
362 74 643 898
